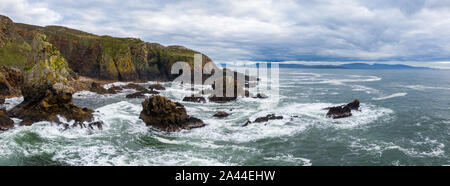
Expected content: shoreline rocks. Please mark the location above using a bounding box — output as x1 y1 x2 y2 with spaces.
126 90 159 99
148 84 165 91
325 99 360 119
139 96 205 132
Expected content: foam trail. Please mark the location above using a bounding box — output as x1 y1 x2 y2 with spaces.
373 93 407 101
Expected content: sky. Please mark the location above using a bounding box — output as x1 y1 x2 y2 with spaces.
1 0 450 67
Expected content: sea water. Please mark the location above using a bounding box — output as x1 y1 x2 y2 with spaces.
0 69 449 166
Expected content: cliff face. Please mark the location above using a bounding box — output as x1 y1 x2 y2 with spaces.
0 15 214 82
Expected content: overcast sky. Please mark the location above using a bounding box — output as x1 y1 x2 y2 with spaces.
1 0 450 65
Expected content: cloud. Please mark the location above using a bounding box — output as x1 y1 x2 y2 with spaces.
1 0 450 62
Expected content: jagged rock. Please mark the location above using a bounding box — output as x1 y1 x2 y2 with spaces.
108 86 123 93
0 97 4 104
213 111 230 118
126 90 159 99
183 95 206 103
139 96 205 132
253 93 268 99
148 84 165 91
88 121 104 130
0 107 14 131
242 114 283 127
89 82 110 94
325 99 360 119
0 66 23 97
122 83 147 92
8 34 93 126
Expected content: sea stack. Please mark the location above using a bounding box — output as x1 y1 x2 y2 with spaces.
139 95 205 132
8 34 94 126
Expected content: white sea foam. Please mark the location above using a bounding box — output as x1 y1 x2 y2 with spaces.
404 85 450 91
263 154 312 166
373 93 408 101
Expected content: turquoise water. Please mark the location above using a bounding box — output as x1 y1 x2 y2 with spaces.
0 69 449 166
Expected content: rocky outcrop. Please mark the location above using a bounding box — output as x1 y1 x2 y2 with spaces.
0 107 14 131
122 83 147 92
139 96 205 132
8 34 93 126
126 90 159 99
183 95 206 103
213 111 230 118
148 84 165 91
0 97 4 104
253 93 268 99
0 65 23 97
242 114 283 127
325 99 360 119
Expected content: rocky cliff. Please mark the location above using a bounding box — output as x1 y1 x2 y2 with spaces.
0 14 214 82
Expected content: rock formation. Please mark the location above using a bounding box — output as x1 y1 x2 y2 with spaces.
0 65 23 97
148 84 165 91
213 111 230 118
139 96 205 132
183 95 206 103
242 114 284 127
0 107 14 131
126 90 159 99
8 34 93 126
325 99 360 119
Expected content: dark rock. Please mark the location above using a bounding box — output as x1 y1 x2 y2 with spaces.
108 86 123 93
242 114 283 127
209 96 237 103
122 83 147 92
253 93 268 99
213 111 230 118
126 90 159 99
148 84 165 91
325 99 360 119
0 97 4 104
209 76 245 103
254 114 283 123
89 82 109 94
0 107 14 131
139 96 205 132
183 95 206 103
88 121 103 130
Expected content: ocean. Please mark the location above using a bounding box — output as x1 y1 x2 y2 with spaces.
0 68 449 166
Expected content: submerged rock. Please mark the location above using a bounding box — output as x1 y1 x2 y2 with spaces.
8 34 93 125
242 114 283 127
0 107 14 131
182 95 206 103
325 99 360 119
252 93 268 99
213 111 230 118
139 96 205 132
148 84 165 91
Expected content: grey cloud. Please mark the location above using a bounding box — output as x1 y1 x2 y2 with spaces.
1 0 450 62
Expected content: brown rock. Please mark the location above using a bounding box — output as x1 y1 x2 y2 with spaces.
325 99 360 119
0 107 14 131
122 83 147 92
126 90 159 99
213 111 230 118
139 96 205 132
148 84 165 91
183 95 206 103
